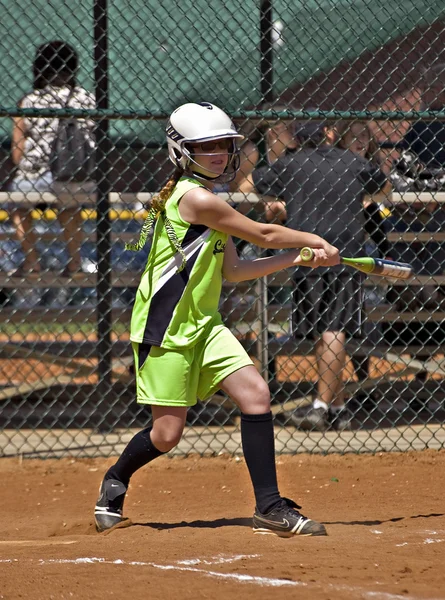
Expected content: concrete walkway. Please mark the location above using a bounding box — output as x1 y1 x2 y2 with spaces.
1 424 444 459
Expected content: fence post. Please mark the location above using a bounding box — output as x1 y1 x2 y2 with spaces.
260 0 274 103
94 0 113 407
256 277 270 382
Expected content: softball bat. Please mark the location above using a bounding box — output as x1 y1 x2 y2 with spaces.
300 247 413 280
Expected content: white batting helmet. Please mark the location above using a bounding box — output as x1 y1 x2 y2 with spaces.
166 102 244 182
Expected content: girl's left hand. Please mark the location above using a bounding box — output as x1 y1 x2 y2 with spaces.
293 247 334 268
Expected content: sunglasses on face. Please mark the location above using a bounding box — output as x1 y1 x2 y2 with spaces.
197 139 233 152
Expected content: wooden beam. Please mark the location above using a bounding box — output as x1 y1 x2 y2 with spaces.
0 307 131 324
387 232 445 243
0 190 444 208
0 272 140 289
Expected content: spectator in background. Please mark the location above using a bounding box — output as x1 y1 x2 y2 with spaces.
229 136 260 195
387 66 445 311
9 40 95 277
231 110 298 195
335 120 385 166
401 63 445 172
261 117 298 166
226 116 298 260
335 120 392 387
231 116 299 322
335 120 391 260
253 119 391 431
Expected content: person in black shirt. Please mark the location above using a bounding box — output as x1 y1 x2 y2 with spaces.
253 119 391 431
401 63 445 172
403 122 445 171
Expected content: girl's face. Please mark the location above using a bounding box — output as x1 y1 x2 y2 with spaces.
189 139 231 178
343 126 370 158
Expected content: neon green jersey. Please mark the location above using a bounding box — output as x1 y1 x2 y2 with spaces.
130 176 228 349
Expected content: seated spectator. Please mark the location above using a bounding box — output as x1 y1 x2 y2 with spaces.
335 120 385 167
390 64 445 193
228 112 297 198
335 120 391 260
385 66 445 312
9 40 95 277
402 64 445 171
232 115 299 265
229 136 260 195
261 116 298 166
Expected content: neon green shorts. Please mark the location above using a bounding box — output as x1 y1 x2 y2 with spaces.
132 323 253 406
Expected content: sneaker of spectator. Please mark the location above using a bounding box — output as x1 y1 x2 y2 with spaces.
287 401 353 432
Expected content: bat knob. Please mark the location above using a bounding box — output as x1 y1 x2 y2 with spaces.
300 247 314 262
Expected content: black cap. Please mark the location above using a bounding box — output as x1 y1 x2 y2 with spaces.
293 107 327 144
294 120 326 143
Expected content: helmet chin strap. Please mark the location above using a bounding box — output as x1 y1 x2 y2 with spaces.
187 156 222 180
186 166 237 185
184 151 240 184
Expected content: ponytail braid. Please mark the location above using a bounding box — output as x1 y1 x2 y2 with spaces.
125 169 187 272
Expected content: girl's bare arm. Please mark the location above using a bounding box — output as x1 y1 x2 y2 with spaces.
222 237 336 283
179 186 338 258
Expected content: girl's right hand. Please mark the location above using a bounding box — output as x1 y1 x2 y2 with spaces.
319 242 340 266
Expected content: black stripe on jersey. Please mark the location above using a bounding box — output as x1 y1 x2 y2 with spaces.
181 223 208 246
142 248 200 345
142 223 209 345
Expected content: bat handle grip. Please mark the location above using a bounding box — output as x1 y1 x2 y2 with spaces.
300 247 314 262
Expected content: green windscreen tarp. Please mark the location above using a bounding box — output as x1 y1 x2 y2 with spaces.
0 0 443 142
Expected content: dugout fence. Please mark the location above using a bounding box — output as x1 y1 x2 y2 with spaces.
0 1 445 457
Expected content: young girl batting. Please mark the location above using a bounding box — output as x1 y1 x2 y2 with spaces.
94 102 339 537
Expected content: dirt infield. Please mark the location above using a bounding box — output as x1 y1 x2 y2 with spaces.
1 451 445 600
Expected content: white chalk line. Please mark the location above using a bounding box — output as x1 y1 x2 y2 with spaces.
0 553 442 600
176 554 260 566
0 540 77 547
370 527 445 550
393 529 445 548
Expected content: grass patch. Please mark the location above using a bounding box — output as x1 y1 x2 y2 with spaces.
0 321 128 338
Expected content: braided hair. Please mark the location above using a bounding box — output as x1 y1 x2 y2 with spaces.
125 168 187 272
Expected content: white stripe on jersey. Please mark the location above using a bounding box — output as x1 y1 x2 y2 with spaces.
153 228 211 295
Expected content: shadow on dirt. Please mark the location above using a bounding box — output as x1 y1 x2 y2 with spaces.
325 512 444 526
132 517 253 530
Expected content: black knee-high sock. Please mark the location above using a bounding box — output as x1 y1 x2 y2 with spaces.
105 428 165 487
241 412 282 514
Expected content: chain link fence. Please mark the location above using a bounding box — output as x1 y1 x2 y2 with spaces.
0 1 445 457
